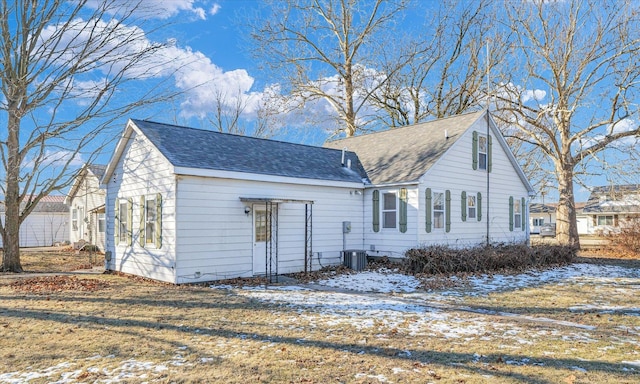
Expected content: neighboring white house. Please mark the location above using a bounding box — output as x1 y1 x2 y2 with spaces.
103 110 534 284
578 184 640 235
325 110 535 256
529 203 557 234
0 196 69 247
65 164 107 251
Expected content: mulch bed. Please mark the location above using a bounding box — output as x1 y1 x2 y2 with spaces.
9 276 111 294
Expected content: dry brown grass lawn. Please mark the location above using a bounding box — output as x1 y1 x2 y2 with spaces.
0 247 104 273
0 249 638 383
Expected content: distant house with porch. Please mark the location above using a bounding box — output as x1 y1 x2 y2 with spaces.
65 164 107 251
0 196 69 247
578 184 640 235
102 110 534 284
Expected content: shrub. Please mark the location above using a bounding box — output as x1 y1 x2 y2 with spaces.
608 217 640 256
403 243 577 276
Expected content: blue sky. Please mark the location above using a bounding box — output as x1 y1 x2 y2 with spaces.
15 0 636 202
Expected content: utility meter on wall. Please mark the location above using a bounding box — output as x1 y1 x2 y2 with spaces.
342 221 351 233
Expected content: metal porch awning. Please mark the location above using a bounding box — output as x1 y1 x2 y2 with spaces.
239 197 314 205
239 197 314 285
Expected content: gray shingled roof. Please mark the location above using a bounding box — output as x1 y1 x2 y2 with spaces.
582 184 640 213
0 196 68 213
88 164 106 179
324 111 484 184
132 119 369 184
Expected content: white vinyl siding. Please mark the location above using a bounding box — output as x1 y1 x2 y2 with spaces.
0 211 69 248
105 129 176 283
415 119 529 248
174 176 363 283
67 168 107 251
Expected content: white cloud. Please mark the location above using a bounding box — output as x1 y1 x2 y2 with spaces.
522 89 546 103
608 118 637 135
85 0 207 20
22 150 85 170
210 3 222 16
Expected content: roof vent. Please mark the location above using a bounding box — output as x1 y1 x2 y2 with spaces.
445 129 449 140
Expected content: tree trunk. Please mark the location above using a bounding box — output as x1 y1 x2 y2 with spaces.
343 60 357 137
555 164 580 248
1 210 22 272
2 111 23 272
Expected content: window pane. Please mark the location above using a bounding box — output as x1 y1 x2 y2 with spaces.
598 215 613 226
434 212 444 228
515 214 521 228
146 199 156 222
467 196 476 219
479 153 487 170
383 193 396 210
119 202 128 243
98 213 105 233
383 211 396 228
255 211 270 242
479 136 487 152
433 193 444 210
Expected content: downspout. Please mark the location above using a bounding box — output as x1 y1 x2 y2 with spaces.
362 185 366 252
486 111 490 246
173 175 178 284
485 41 491 246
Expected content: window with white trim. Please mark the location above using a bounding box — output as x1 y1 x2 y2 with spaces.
98 213 105 233
467 194 476 219
119 200 128 244
382 192 397 229
145 196 157 245
597 215 614 226
514 199 522 229
478 135 488 170
433 191 445 229
72 208 78 231
533 218 544 226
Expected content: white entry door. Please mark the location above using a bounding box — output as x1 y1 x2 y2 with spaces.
253 208 268 275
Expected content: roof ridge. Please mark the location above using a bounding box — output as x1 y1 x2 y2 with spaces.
132 119 354 154
325 109 484 143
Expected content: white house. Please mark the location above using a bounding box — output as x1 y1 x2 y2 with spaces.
102 119 367 284
578 184 640 235
103 110 534 284
529 203 557 234
325 110 535 256
65 164 107 251
0 196 69 247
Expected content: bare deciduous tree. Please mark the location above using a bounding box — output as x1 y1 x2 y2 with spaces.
494 0 640 246
0 0 177 271
249 0 409 137
370 0 507 127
